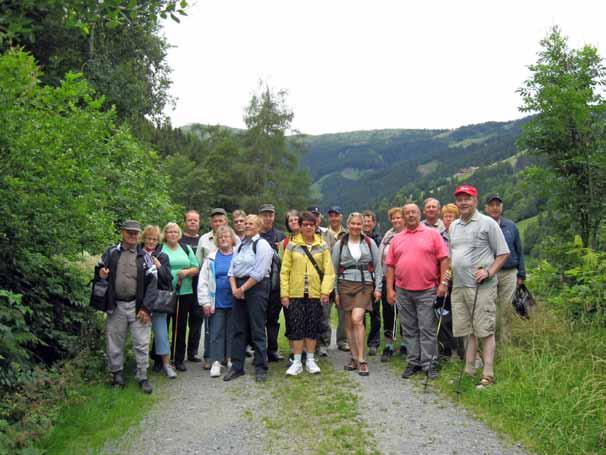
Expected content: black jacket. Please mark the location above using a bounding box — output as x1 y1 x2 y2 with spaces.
100 243 158 314
148 244 173 291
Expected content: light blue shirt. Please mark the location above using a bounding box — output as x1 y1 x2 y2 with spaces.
228 234 273 282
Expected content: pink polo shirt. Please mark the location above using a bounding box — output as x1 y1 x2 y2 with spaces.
384 224 448 291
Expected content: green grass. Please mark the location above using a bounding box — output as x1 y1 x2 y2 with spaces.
259 313 379 455
36 364 164 454
426 306 606 455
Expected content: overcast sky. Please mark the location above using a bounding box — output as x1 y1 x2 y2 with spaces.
162 0 606 135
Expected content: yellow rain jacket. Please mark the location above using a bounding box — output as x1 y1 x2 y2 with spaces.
280 233 335 299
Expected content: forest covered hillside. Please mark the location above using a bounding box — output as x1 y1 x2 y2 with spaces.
297 117 534 217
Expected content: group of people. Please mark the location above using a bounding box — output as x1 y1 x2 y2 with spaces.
97 184 525 393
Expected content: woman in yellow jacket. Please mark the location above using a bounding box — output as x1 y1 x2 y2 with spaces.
280 211 335 376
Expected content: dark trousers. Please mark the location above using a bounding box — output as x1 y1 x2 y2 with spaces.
266 290 282 353
188 276 204 359
367 298 381 348
169 293 198 364
435 294 465 359
231 278 269 373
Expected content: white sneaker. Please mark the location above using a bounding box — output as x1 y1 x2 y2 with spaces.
210 361 222 378
286 361 303 376
163 363 177 379
305 358 321 374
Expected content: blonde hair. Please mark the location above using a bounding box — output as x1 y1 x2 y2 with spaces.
161 222 182 242
442 203 460 217
141 225 161 242
387 207 403 220
215 225 239 246
246 214 263 229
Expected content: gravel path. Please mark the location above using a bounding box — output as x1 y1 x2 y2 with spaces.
105 360 270 455
107 338 528 455
327 347 528 455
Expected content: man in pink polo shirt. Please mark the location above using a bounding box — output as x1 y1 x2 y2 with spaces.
385 203 449 380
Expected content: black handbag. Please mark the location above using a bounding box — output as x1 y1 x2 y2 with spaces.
90 278 109 312
90 264 109 312
150 284 179 314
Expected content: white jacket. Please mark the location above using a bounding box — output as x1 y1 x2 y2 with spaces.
197 250 218 310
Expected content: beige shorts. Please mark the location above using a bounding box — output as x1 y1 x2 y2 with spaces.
451 285 497 338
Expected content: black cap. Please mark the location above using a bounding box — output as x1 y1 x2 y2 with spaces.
485 194 503 204
210 208 227 217
327 206 343 215
258 204 276 213
121 220 142 232
307 206 321 214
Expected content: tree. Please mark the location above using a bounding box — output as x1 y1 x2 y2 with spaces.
518 26 606 249
0 50 179 386
239 83 313 214
0 0 187 124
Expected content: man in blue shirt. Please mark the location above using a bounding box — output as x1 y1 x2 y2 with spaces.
484 195 526 343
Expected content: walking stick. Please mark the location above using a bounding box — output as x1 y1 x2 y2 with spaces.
171 282 182 365
392 300 398 344
456 280 481 398
424 289 449 393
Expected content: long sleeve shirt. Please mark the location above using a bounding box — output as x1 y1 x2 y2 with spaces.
228 234 273 282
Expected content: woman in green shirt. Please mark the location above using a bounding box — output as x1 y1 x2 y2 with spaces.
161 222 200 371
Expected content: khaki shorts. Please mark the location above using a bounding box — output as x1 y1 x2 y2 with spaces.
451 285 497 338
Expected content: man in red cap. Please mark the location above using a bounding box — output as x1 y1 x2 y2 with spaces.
448 185 510 389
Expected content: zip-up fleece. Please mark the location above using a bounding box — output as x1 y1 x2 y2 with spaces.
197 250 218 310
280 233 335 299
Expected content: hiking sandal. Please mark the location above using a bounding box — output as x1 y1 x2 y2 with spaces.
358 361 369 376
344 358 358 371
476 375 495 389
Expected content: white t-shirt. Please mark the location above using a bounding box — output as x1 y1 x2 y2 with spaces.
348 240 362 261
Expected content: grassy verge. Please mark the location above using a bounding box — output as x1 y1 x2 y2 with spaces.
387 304 605 455
259 314 378 455
36 369 162 454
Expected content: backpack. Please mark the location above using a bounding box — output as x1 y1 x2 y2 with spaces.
238 238 281 293
337 234 376 285
512 283 535 318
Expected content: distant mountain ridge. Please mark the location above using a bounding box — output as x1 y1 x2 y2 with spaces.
181 117 533 218
296 117 531 215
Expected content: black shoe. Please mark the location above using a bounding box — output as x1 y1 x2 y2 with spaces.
399 345 407 356
380 346 394 363
175 362 187 372
401 364 422 379
188 355 202 363
426 365 439 380
139 379 153 394
111 371 125 388
152 361 163 373
368 346 378 356
267 351 284 362
255 372 267 382
223 368 245 382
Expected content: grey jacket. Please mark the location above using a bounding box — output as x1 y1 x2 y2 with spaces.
332 235 383 294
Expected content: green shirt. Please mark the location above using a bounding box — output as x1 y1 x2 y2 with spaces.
161 243 200 295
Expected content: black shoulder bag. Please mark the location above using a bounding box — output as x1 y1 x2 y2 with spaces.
301 246 324 282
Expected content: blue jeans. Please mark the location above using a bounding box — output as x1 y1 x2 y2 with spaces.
151 312 170 356
209 308 232 362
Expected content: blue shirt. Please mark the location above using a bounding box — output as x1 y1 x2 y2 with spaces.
498 217 526 278
214 251 234 309
228 234 273 282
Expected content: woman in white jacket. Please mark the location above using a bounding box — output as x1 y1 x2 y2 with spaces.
198 225 239 377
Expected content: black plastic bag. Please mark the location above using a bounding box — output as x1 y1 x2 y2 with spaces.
512 283 535 318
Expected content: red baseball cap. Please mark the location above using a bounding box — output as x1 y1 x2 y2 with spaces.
454 184 478 197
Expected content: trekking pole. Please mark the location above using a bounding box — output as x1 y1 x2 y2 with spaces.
456 273 482 398
171 282 182 365
424 289 449 393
